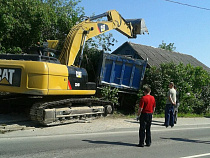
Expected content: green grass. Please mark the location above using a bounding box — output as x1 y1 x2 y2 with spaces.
111 110 210 119
178 113 203 118
204 113 210 117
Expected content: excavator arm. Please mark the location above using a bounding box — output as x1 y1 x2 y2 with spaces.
59 10 148 66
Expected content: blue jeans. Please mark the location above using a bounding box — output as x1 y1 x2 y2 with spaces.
165 104 174 127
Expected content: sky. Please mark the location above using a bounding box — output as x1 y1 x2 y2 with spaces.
78 0 210 68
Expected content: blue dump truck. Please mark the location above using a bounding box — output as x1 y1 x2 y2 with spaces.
97 53 147 92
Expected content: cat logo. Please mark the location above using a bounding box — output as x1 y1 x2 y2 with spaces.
0 68 15 85
76 71 82 78
97 23 109 33
100 24 106 32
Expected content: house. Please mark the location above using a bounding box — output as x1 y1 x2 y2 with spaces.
112 42 210 72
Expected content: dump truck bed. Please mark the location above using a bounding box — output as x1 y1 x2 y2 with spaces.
98 53 147 91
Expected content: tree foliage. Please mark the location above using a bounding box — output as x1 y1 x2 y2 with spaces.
141 62 210 114
159 41 176 52
86 33 117 52
0 0 84 54
81 46 103 82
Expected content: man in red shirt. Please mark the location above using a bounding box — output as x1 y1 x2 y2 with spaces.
137 86 156 147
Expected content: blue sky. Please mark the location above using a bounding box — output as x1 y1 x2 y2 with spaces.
78 0 210 68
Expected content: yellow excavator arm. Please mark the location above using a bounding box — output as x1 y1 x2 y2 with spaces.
59 10 148 66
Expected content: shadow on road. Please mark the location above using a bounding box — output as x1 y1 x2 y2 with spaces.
152 120 165 126
160 137 210 144
82 139 137 147
124 119 165 126
124 119 138 124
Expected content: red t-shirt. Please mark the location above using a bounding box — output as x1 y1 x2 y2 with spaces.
139 95 156 113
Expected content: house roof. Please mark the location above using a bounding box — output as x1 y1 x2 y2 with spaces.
113 42 210 72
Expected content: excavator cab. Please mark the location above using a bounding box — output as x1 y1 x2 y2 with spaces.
27 40 60 57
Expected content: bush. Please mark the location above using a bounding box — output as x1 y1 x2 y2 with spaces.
0 47 22 54
140 62 210 115
100 86 119 105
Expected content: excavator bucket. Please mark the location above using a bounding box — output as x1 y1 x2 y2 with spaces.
126 19 149 36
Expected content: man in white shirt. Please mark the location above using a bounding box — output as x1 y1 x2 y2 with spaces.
165 82 176 128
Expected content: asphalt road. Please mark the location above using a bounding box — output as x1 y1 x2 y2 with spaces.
0 117 210 158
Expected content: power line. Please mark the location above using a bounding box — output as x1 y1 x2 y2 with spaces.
164 0 210 11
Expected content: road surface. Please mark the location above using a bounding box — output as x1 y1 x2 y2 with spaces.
0 117 210 158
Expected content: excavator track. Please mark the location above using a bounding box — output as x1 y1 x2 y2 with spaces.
29 98 114 126
1 93 114 126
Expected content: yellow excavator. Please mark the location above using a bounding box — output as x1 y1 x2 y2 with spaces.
0 10 148 126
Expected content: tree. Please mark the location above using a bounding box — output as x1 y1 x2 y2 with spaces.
158 41 176 52
91 33 118 52
141 62 210 114
0 0 84 54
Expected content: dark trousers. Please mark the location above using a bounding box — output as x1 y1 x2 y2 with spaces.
174 103 180 124
139 113 152 145
165 104 174 127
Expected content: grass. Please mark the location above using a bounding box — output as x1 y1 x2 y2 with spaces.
111 110 210 119
178 113 203 118
204 113 210 117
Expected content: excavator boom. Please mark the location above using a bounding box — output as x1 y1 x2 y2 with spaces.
59 10 148 66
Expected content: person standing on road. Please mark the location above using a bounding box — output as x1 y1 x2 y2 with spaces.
165 82 176 128
174 85 180 124
137 86 156 147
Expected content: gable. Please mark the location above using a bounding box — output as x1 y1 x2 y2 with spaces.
112 42 139 59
